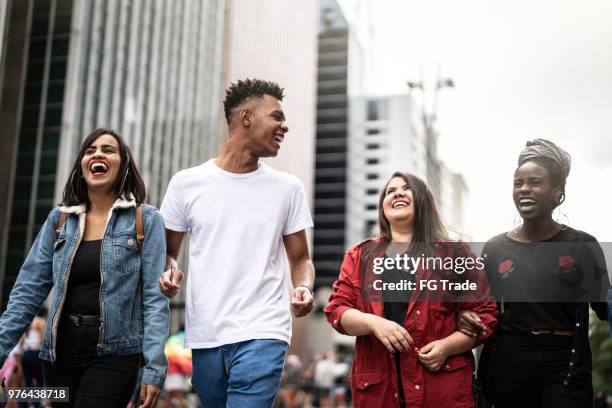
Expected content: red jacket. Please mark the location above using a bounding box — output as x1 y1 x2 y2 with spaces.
324 238 498 408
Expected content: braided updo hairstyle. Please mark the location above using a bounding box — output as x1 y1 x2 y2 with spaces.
517 138 571 207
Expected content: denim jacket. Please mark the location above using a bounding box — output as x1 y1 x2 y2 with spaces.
0 197 169 387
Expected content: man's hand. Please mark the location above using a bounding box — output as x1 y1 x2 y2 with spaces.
137 384 161 408
366 315 413 353
291 286 314 317
158 257 184 298
456 310 488 337
417 339 450 371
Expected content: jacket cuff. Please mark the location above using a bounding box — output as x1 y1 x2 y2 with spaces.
474 316 497 347
141 367 166 389
326 305 352 335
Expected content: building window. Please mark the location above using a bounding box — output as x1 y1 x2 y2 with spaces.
366 128 380 135
365 219 376 235
367 100 378 121
366 143 380 150
366 173 378 180
367 99 379 121
366 188 378 195
366 204 377 211
367 99 387 121
366 158 379 165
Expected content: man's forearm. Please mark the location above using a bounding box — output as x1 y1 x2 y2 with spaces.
165 229 185 268
166 254 179 269
291 258 315 290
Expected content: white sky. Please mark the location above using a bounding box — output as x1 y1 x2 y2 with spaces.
349 0 612 241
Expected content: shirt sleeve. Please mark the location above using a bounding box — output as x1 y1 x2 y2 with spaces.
160 174 189 232
283 179 313 236
324 248 360 335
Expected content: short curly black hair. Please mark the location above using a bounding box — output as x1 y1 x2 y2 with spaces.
223 79 285 125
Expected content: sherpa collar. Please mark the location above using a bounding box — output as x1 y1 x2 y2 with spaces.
59 195 137 215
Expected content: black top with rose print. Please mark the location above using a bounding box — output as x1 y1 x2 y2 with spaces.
482 226 609 334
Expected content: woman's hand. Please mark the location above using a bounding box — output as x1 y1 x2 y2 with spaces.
417 339 449 371
456 310 488 337
366 315 413 353
137 384 161 408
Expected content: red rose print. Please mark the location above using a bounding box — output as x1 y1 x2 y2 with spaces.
499 259 513 274
559 256 576 269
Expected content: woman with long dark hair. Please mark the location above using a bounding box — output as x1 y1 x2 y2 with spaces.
459 139 610 407
0 128 169 408
325 172 498 407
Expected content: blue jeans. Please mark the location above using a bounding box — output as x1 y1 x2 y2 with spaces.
192 339 288 408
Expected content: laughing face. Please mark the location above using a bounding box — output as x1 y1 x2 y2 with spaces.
80 133 122 194
382 176 415 228
513 161 561 222
248 94 289 157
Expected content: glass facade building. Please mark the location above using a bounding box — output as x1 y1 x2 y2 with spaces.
312 0 349 287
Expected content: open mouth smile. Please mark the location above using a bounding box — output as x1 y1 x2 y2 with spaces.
89 160 108 176
518 197 536 211
392 200 410 209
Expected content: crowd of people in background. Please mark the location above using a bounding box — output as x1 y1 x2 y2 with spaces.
276 352 352 408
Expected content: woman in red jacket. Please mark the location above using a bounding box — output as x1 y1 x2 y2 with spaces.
324 172 498 408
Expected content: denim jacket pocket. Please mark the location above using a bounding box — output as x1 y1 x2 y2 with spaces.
112 232 139 272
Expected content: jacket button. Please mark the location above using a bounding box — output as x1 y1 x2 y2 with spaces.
415 385 420 390
571 349 575 353
364 382 368 387
127 238 134 246
445 364 450 369
416 310 420 315
333 319 338 325
394 393 398 398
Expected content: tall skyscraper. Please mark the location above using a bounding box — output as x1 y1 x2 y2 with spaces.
312 0 350 288
0 0 227 309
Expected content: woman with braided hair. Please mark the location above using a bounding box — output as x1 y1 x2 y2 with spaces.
458 139 610 407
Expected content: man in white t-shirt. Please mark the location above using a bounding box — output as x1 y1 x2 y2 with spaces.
158 79 315 408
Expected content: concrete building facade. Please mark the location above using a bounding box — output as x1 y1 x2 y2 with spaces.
223 0 318 203
346 94 427 244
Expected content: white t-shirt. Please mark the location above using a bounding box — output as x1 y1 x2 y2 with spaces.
160 159 313 348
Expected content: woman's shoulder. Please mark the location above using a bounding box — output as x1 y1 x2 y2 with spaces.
561 226 598 243
347 236 386 253
46 206 64 225
141 203 160 215
140 204 164 224
485 232 509 244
